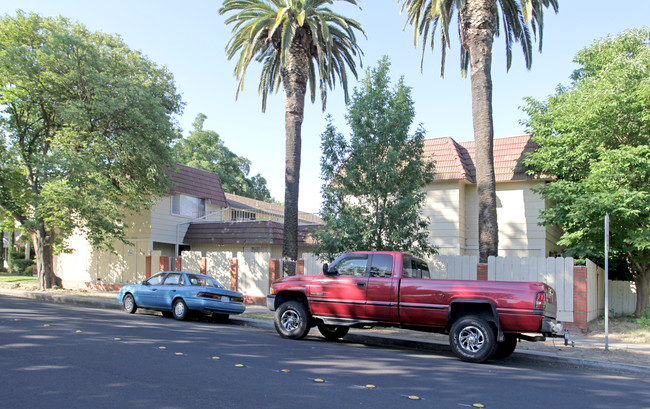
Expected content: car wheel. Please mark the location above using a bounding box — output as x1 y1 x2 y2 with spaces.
122 294 137 314
449 315 497 363
492 334 518 359
274 301 311 340
317 325 349 340
172 299 188 321
212 313 229 323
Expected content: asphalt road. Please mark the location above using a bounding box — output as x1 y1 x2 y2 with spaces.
1 295 649 409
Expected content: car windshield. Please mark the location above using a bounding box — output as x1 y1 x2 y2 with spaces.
186 274 225 289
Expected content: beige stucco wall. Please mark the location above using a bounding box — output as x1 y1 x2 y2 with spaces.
422 181 463 255
424 180 552 258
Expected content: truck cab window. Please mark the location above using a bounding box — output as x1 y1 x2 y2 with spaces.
332 255 368 277
370 254 393 278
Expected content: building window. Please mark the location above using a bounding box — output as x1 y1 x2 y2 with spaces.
171 194 206 218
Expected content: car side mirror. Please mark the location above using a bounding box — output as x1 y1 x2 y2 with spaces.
142 280 150 286
323 263 337 276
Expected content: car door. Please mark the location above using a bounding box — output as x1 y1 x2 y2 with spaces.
154 272 184 309
309 253 369 319
365 253 398 322
134 273 166 308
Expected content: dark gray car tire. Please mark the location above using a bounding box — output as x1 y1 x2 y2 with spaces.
122 294 137 314
492 334 518 359
274 301 311 340
449 315 497 363
317 325 350 340
172 299 188 321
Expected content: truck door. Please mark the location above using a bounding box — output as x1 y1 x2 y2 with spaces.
309 253 369 319
365 253 398 322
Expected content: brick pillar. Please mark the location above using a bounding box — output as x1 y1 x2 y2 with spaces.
175 257 182 271
145 256 152 279
199 257 207 275
572 266 588 333
230 259 238 291
477 263 488 281
297 259 304 276
269 260 280 289
159 256 170 272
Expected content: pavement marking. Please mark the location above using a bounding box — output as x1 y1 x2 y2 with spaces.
406 395 421 400
313 378 325 383
75 330 82 333
235 364 245 368
211 356 220 360
175 352 184 356
472 404 485 408
158 346 167 349
365 384 376 389
280 369 291 373
43 324 50 327
114 338 121 341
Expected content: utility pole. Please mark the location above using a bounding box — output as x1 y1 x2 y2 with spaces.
605 213 609 352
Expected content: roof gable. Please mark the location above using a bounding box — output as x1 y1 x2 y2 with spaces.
169 164 228 207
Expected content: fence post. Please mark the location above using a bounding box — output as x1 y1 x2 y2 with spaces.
145 256 152 279
199 257 207 275
573 266 588 333
269 260 280 289
297 259 304 276
477 263 488 280
230 258 238 291
159 256 170 272
175 256 182 271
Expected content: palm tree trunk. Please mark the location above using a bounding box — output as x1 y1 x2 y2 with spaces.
461 0 499 263
280 29 311 276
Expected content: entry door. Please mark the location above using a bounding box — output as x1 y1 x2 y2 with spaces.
310 254 369 319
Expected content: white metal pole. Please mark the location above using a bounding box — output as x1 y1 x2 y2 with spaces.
605 213 609 352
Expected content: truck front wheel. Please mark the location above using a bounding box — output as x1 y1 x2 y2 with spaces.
449 316 497 363
274 301 311 340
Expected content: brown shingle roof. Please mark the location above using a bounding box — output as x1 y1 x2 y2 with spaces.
169 164 228 207
183 221 319 246
423 135 537 183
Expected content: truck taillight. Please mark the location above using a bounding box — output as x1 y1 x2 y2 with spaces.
535 291 546 310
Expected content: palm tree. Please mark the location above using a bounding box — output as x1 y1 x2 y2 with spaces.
400 0 558 263
219 0 364 275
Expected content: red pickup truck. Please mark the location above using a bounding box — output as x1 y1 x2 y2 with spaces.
267 251 562 362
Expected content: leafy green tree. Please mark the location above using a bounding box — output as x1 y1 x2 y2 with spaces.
174 113 273 201
399 0 558 263
0 12 183 289
522 28 650 317
219 0 364 275
315 57 435 260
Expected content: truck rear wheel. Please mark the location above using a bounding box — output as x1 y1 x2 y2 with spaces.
449 315 497 363
317 325 350 340
492 334 518 359
274 301 311 340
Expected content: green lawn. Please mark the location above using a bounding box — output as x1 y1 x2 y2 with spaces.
0 274 38 283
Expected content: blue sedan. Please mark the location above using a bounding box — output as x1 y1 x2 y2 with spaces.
117 271 245 321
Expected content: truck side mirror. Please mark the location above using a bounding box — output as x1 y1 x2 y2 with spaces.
322 263 337 276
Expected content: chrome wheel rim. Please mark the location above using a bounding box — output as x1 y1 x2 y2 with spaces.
124 296 133 311
459 326 485 353
174 301 185 317
281 309 300 331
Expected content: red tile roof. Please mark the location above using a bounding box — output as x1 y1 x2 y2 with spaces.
168 164 228 207
423 135 537 183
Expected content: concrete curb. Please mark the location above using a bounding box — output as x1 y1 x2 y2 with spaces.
2 289 649 375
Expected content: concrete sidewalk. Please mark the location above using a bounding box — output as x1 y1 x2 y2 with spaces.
1 287 648 375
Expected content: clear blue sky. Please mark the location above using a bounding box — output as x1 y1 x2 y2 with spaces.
3 1 649 213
